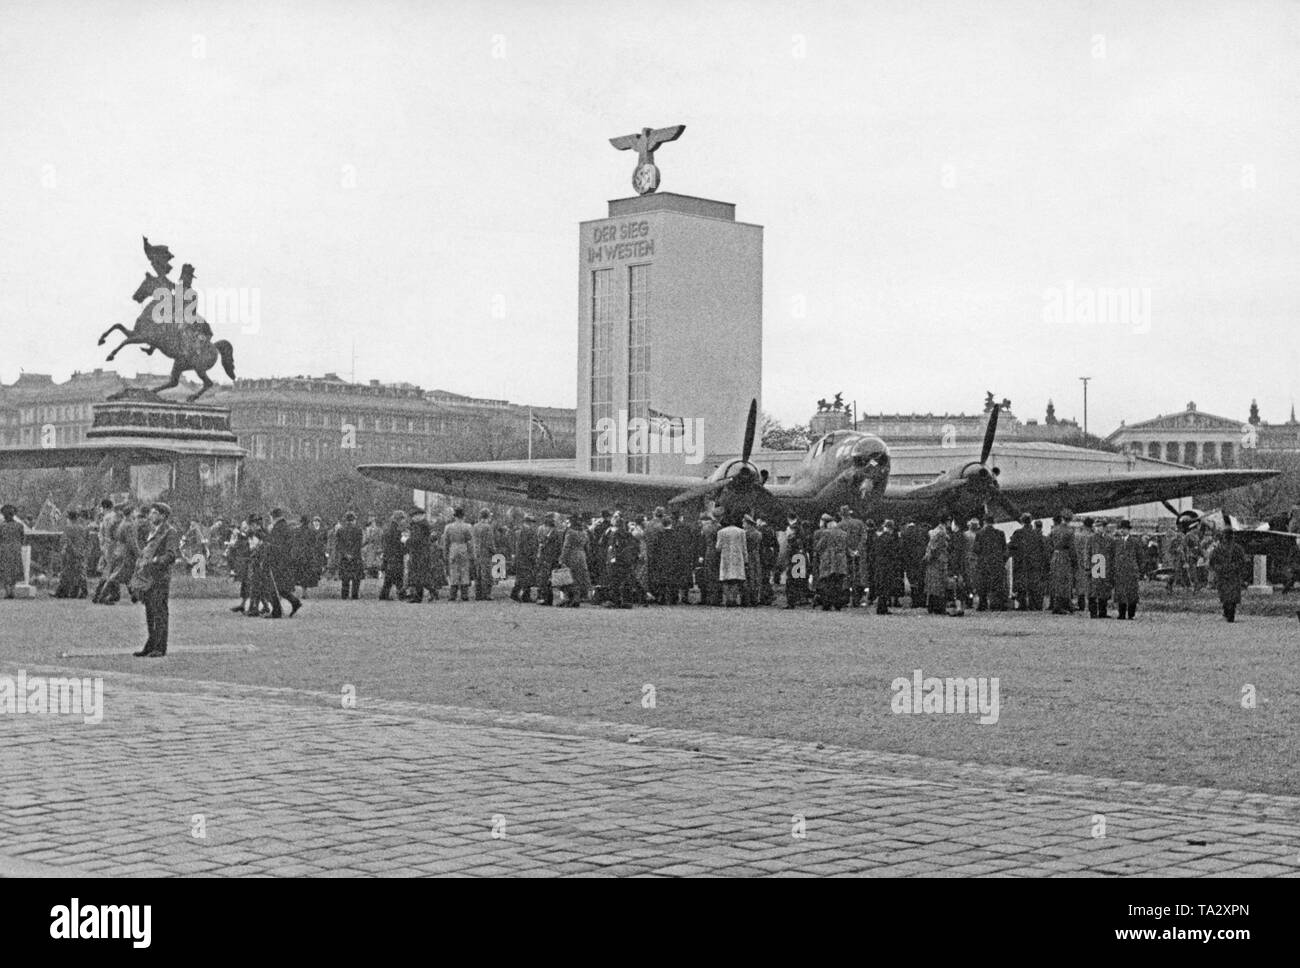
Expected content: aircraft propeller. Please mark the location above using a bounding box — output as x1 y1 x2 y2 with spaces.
669 399 777 518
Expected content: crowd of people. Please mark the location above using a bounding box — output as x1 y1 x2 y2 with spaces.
201 503 1276 624
2 499 1291 631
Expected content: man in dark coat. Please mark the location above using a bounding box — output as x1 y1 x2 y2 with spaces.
972 516 1008 610
378 511 407 601
132 502 180 657
1112 519 1142 619
55 510 89 599
265 508 302 618
535 513 563 606
840 507 866 607
781 515 808 608
873 519 903 614
290 515 321 594
511 515 539 603
645 511 675 604
603 516 640 608
405 508 436 602
1208 526 1250 622
335 511 364 600
742 516 763 606
946 518 968 615
1048 514 1077 614
699 511 721 606
861 519 878 605
671 512 697 604
1008 514 1040 610
900 521 927 607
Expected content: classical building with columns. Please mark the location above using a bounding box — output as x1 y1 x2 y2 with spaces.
1105 402 1246 467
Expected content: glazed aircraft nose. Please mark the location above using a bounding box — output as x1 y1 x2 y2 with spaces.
851 436 889 467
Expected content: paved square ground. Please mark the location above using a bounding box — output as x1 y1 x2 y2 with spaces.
1 595 1297 877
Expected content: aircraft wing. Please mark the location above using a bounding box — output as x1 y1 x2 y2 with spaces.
996 468 1279 520
1231 529 1300 558
0 445 183 470
357 461 713 512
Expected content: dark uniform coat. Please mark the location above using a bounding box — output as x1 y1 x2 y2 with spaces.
1111 532 1141 606
1209 539 1250 606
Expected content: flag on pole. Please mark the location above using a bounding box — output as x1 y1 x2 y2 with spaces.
530 412 555 445
648 407 685 438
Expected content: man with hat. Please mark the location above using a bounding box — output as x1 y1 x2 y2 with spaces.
132 502 180 657
839 506 866 607
378 510 408 601
1208 522 1250 622
1048 511 1077 614
603 513 640 608
972 515 1008 611
441 508 474 601
335 511 364 600
471 509 496 601
511 513 539 603
814 514 850 610
1008 513 1046 611
1112 520 1142 619
781 513 810 608
265 507 302 618
534 513 562 606
699 508 722 606
405 507 436 602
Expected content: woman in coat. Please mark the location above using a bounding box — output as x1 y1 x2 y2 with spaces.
922 521 950 614
1111 520 1142 619
559 516 592 607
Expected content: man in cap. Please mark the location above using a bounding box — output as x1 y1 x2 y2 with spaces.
132 502 180 657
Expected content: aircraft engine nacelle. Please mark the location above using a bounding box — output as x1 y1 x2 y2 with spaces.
710 458 761 487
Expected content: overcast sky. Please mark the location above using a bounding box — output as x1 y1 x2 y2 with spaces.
1 0 1296 435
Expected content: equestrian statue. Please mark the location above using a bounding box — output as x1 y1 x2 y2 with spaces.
98 237 236 402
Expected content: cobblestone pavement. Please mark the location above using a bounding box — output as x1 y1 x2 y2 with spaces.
2 664 1298 877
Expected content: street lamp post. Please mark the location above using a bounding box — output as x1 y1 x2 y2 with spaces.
1079 376 1091 437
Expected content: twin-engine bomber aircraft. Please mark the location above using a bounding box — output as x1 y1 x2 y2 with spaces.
357 397 1278 525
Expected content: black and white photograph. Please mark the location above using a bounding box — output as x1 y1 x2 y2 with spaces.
0 0 1295 943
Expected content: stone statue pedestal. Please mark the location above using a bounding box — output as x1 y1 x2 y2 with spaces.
86 398 244 508
810 410 852 436
1247 554 1273 595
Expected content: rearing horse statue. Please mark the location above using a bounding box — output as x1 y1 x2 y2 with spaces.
97 237 237 402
